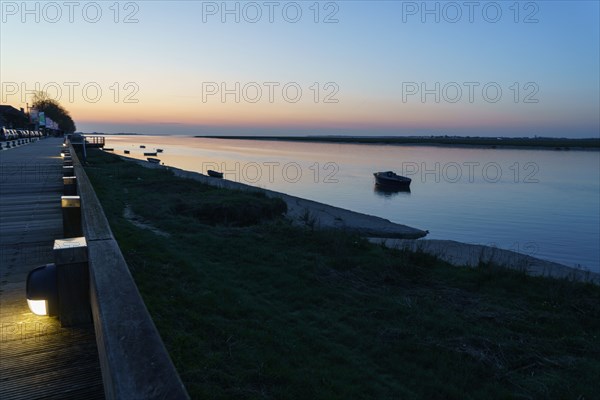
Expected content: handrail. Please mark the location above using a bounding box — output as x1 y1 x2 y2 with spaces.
69 144 189 399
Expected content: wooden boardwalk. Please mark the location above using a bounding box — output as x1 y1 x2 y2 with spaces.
0 138 104 399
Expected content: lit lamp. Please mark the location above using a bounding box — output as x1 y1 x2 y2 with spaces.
26 263 58 316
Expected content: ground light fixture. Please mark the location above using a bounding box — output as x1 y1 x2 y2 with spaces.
26 263 58 316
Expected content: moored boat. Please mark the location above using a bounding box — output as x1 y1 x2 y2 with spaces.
140 145 146 148
156 149 164 153
147 157 161 164
143 152 157 156
124 150 130 154
207 169 224 178
373 171 411 187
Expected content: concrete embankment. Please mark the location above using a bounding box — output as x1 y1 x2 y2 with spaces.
369 238 600 284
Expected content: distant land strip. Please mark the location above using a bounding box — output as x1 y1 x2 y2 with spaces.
196 136 600 149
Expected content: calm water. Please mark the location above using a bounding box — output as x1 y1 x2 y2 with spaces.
104 135 600 273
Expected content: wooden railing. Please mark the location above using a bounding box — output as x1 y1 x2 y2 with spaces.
69 144 189 399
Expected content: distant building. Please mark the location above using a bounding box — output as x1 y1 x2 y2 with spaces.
0 105 28 128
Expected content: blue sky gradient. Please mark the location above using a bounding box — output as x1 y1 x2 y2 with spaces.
1 1 598 137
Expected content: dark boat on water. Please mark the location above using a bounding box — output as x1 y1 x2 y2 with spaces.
207 170 224 178
144 152 157 156
147 157 161 164
373 171 411 187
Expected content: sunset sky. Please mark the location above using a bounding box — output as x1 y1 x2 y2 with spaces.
1 1 598 137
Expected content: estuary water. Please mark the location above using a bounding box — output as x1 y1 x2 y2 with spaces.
103 135 600 273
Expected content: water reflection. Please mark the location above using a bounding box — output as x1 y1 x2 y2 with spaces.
102 135 600 271
373 184 411 197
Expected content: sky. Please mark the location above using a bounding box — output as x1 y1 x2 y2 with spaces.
1 0 599 137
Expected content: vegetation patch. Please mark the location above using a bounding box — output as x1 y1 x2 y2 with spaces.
84 149 600 400
84 150 286 228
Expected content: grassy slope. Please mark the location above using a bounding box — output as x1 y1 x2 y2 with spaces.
84 150 600 400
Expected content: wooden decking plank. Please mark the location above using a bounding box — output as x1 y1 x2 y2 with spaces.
0 139 104 400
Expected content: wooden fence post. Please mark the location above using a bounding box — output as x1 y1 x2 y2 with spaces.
54 237 91 327
63 176 78 196
62 195 83 238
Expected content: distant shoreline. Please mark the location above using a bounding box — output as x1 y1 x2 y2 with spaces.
195 135 600 150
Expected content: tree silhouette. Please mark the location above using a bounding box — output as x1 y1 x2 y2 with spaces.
31 92 77 133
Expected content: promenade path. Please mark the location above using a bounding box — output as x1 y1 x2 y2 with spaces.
0 138 104 399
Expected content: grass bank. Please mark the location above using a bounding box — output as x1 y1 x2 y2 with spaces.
84 149 600 399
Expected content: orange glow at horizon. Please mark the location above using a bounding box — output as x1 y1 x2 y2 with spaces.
8 88 591 133
71 101 571 132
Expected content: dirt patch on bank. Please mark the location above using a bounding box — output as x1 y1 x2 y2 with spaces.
123 204 170 238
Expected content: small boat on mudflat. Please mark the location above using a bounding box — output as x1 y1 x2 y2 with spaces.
140 145 146 148
124 150 130 154
373 171 411 187
207 170 224 178
144 152 157 156
147 157 161 164
156 149 164 153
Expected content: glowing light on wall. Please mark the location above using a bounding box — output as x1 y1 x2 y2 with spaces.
26 263 58 316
